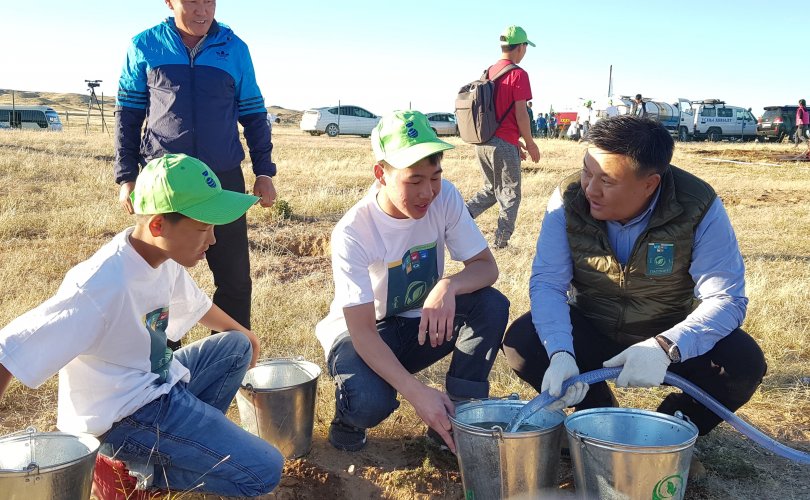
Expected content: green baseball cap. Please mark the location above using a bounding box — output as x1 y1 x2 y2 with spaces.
500 25 535 47
132 154 259 225
371 110 454 169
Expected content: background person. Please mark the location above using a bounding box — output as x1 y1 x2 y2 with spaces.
114 0 277 334
528 101 537 137
795 99 809 145
0 154 282 497
536 113 548 138
466 25 541 249
631 93 648 118
316 111 509 453
503 116 766 451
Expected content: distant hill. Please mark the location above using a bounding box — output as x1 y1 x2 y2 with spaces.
0 89 302 125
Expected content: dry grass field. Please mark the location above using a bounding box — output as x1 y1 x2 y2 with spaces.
0 107 808 499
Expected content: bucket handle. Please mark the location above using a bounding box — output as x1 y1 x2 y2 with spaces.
0 427 40 475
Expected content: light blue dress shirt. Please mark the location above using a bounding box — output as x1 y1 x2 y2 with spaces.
530 184 747 362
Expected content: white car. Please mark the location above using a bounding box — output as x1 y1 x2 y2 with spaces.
425 112 458 136
299 105 380 137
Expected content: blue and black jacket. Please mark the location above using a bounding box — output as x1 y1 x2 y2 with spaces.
114 18 274 184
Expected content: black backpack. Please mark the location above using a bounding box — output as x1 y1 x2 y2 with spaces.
455 64 520 144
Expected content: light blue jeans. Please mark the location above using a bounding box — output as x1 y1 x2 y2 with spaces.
103 331 283 496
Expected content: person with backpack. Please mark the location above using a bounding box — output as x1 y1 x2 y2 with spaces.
464 25 541 249
795 99 809 145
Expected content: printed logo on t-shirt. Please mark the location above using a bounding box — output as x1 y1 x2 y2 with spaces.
387 242 439 316
144 307 173 384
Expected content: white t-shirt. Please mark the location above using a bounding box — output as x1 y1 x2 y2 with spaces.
315 179 487 357
0 228 212 436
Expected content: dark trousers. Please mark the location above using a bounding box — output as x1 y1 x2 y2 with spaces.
327 287 509 430
207 167 252 330
502 308 767 435
167 166 251 354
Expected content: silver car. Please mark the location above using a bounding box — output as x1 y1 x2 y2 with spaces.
425 112 458 136
299 105 380 137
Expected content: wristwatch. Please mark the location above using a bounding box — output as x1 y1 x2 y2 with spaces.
655 335 681 363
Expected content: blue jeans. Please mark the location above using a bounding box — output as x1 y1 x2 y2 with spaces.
103 331 283 496
328 287 510 430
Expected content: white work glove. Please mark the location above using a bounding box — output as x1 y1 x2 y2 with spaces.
541 352 589 411
603 337 671 387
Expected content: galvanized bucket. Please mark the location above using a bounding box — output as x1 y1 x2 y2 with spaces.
236 357 321 458
450 397 566 499
565 408 698 500
0 427 100 500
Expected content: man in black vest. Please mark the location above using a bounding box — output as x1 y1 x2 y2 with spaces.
503 116 766 441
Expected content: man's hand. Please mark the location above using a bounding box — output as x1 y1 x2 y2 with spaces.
408 384 456 453
525 140 541 163
418 279 455 348
603 337 671 387
118 181 136 214
542 351 588 410
253 176 276 208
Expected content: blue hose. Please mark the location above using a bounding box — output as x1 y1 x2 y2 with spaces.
505 367 810 465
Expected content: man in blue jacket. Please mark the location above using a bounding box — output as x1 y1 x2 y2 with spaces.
114 0 276 334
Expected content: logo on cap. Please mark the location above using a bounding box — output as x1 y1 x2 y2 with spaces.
202 170 217 188
405 120 419 139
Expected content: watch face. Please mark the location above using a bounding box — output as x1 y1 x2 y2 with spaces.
669 345 681 363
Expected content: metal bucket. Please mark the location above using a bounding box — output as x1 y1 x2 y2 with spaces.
450 397 566 499
236 357 321 458
565 408 698 500
0 427 100 500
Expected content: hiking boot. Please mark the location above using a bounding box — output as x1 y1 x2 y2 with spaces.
492 238 508 250
689 455 707 481
328 420 368 452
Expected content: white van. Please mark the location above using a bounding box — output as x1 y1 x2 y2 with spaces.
0 105 63 131
686 100 756 141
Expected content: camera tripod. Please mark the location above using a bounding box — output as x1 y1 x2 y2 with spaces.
84 80 108 134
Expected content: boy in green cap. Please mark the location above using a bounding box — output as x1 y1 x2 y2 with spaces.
316 111 510 452
0 154 282 496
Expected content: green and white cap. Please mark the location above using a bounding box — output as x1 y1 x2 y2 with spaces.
500 25 535 47
133 154 259 225
371 110 454 169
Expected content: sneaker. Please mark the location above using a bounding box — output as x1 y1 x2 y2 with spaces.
328 420 368 452
93 453 162 500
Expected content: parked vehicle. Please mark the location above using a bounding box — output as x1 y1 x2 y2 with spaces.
425 112 458 136
686 99 757 141
604 96 693 140
757 105 799 143
299 105 380 137
0 105 63 131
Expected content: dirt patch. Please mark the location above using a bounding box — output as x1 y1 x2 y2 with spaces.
268 459 345 499
274 232 330 257
253 255 330 284
720 189 810 208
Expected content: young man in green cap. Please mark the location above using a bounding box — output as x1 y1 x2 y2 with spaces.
0 154 282 497
316 111 510 452
466 25 541 249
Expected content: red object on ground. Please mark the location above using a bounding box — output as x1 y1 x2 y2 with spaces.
92 454 162 500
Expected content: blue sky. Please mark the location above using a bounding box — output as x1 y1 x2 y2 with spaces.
2 1 807 117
